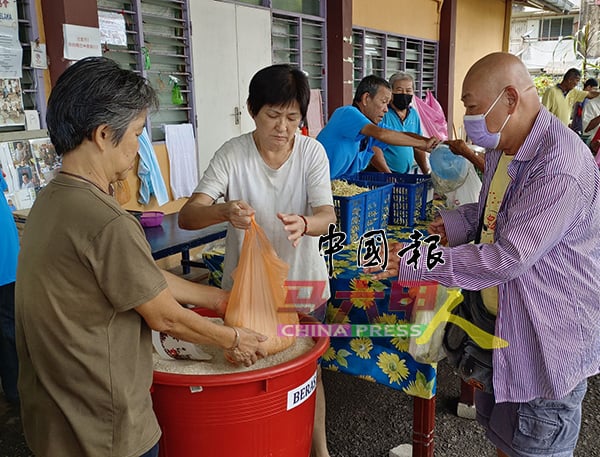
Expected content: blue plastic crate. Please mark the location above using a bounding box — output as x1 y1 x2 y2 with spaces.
354 172 433 226
347 179 394 234
332 179 395 244
333 190 365 244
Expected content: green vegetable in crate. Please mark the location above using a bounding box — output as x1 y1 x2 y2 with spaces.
331 179 369 196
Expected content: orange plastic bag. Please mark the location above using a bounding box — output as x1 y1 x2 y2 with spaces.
224 217 298 355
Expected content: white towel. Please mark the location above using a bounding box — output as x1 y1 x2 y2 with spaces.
306 89 324 137
165 124 198 199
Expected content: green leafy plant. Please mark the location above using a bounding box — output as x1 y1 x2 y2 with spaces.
533 73 557 97
554 21 600 77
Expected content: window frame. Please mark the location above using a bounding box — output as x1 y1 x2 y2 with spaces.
539 16 575 41
97 0 196 142
352 27 439 99
271 9 327 117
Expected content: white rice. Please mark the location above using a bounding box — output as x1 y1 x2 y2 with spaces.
153 324 316 375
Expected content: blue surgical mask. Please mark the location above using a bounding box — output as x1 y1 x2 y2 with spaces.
463 89 511 149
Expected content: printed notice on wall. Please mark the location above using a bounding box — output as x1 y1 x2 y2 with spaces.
30 41 47 69
63 24 102 61
0 0 22 78
98 11 127 47
0 78 24 127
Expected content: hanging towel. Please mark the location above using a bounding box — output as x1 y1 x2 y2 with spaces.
137 127 169 206
306 89 324 137
165 124 198 200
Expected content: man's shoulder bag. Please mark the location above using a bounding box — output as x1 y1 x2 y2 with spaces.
442 289 495 393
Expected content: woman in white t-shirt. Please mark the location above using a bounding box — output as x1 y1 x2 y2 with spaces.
179 64 335 457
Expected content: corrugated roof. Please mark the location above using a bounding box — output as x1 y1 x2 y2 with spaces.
514 0 577 13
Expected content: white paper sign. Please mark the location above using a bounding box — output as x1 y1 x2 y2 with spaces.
31 42 47 69
63 24 102 61
0 43 22 78
0 0 18 29
98 11 127 47
24 110 40 130
286 370 317 411
14 187 35 210
0 0 22 78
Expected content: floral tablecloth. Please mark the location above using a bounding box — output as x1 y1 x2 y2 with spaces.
202 224 437 400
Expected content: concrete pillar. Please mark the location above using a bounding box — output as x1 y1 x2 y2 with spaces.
40 0 99 85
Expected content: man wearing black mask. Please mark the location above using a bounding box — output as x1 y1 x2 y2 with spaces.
381 72 430 174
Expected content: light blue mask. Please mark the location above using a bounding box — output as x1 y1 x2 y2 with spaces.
463 89 511 149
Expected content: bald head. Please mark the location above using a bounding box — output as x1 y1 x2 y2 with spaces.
464 52 534 95
461 52 540 154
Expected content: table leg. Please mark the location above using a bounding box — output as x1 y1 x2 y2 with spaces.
460 380 476 405
181 249 191 275
412 395 435 457
457 380 477 419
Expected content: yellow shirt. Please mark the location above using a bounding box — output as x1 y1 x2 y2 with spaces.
542 85 588 126
480 153 513 315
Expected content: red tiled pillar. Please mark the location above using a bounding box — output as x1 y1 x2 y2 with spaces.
40 0 99 85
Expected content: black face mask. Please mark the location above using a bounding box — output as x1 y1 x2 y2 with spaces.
392 93 413 110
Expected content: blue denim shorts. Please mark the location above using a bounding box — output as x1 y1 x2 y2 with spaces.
475 379 587 457
139 442 159 457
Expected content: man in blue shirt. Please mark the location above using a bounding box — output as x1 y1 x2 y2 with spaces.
382 72 430 174
317 75 438 179
0 172 20 404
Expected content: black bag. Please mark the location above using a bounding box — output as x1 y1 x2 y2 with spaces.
442 289 496 393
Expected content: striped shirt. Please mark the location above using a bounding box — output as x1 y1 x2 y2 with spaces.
398 107 600 402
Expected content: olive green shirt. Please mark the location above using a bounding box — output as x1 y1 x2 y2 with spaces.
16 174 167 457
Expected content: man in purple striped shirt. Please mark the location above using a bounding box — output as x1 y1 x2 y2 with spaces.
375 53 600 457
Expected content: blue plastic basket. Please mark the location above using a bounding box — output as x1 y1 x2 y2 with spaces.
354 172 433 226
332 179 394 244
333 189 364 244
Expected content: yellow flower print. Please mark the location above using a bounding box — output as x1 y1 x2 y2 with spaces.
326 302 350 324
391 336 410 352
334 259 352 271
357 273 387 292
324 364 339 372
350 338 373 359
390 319 410 351
402 371 435 399
349 278 376 310
377 352 409 384
336 349 351 368
358 375 376 383
376 313 398 325
323 346 336 361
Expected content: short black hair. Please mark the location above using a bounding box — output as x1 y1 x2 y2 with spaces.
563 68 582 81
46 57 158 156
352 75 391 106
584 78 598 88
247 64 310 119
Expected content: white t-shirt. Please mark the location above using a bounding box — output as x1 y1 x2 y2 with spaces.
196 132 334 307
582 97 600 141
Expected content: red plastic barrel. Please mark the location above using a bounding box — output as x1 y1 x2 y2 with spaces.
151 315 328 457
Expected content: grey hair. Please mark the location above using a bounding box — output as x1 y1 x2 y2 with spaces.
46 57 158 156
389 72 414 87
352 75 390 106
